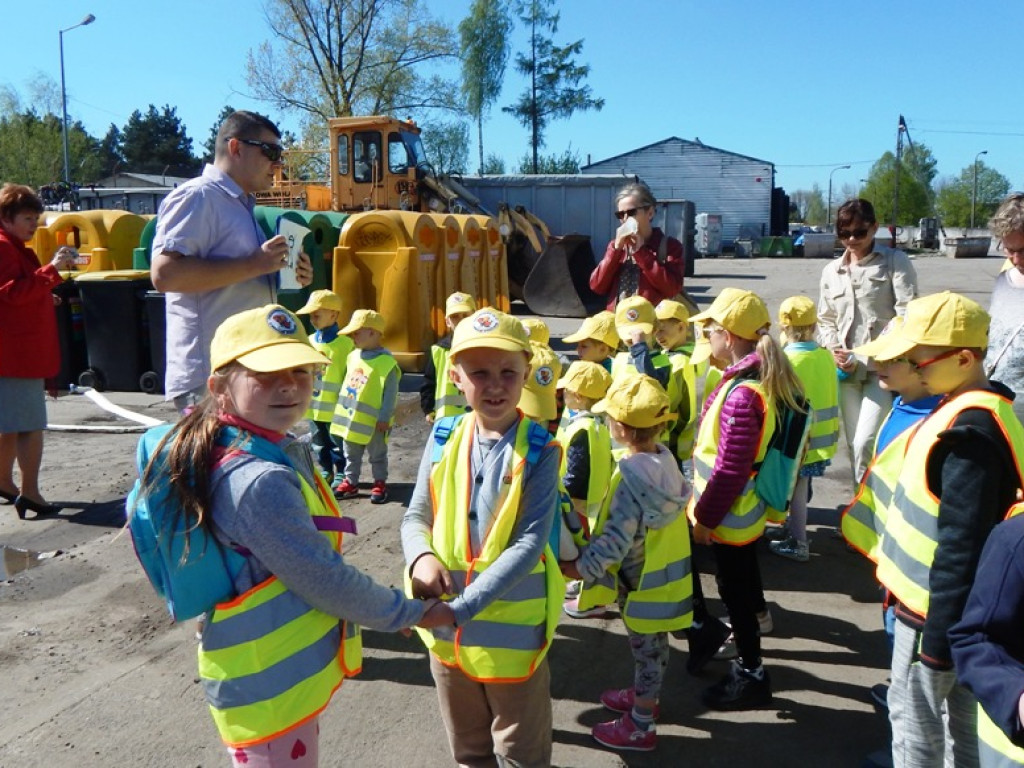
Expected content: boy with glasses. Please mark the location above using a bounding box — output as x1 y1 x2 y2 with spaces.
861 291 1024 767
152 110 313 412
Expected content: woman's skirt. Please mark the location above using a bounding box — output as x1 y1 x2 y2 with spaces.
0 377 46 432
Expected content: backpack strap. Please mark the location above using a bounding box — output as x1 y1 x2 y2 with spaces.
431 414 464 464
525 420 553 466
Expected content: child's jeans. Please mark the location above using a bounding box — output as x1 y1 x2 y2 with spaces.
308 419 344 479
343 430 389 484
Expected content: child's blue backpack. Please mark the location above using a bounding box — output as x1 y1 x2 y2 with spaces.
126 424 293 622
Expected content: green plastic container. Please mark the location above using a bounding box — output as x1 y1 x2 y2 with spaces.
759 236 793 257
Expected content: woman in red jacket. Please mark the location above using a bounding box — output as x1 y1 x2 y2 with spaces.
589 182 684 310
0 184 77 518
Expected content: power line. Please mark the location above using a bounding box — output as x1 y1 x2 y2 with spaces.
917 128 1024 137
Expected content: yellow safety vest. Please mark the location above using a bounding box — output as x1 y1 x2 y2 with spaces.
841 423 913 563
876 390 1024 616
330 351 400 444
556 411 613 533
611 348 672 387
688 379 775 545
409 414 563 682
785 345 840 464
306 333 354 423
198 472 362 748
665 348 698 462
978 703 1024 767
430 344 469 419
578 466 694 633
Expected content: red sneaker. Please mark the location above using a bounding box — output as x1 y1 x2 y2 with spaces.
333 479 359 499
591 713 656 752
369 480 388 504
599 688 660 719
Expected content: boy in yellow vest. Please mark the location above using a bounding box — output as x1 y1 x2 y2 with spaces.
401 308 561 767
861 291 1024 766
296 289 353 484
331 309 400 504
612 296 671 389
519 333 562 434
767 295 840 562
420 292 475 423
563 310 619 374
654 298 698 474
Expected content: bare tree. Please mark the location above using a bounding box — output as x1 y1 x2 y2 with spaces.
246 0 461 141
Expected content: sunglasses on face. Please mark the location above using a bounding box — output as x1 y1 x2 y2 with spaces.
838 227 870 240
615 206 650 221
235 138 284 162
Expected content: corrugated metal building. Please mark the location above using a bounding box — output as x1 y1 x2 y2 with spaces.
581 137 775 245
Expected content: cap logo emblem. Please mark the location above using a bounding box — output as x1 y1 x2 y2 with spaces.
452 293 467 303
267 308 297 335
625 308 639 322
535 366 554 386
473 311 499 332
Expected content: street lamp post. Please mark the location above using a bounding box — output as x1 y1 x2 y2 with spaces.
971 150 988 230
827 164 852 228
59 13 96 185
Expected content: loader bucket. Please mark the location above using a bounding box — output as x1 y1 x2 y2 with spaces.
522 234 602 318
505 231 537 302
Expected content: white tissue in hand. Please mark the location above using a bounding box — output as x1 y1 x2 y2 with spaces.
616 217 639 240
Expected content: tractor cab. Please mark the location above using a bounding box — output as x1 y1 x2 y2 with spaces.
329 116 428 212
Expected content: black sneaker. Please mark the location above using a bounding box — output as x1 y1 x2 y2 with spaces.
702 661 772 711
870 683 889 713
685 615 731 675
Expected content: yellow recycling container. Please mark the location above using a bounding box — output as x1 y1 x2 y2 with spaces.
45 210 146 272
427 213 467 336
469 215 509 312
333 211 439 372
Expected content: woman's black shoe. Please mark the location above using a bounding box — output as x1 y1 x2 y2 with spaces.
0 488 17 504
14 496 61 520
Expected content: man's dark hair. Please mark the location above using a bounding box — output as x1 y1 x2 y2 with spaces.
215 111 281 158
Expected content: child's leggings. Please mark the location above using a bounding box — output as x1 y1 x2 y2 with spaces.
227 718 318 767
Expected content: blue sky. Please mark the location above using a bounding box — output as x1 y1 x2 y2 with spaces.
3 0 1022 199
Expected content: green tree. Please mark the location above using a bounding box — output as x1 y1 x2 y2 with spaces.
202 105 237 164
421 120 469 175
98 124 124 178
803 184 827 226
903 143 938 208
860 151 930 225
120 104 199 177
515 147 580 174
482 153 506 174
459 0 513 174
935 162 1011 228
503 0 604 173
0 110 101 188
246 0 460 142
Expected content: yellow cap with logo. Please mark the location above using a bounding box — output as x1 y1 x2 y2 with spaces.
295 289 343 315
339 309 386 335
593 374 676 428
655 299 690 323
210 304 329 373
521 318 551 346
557 360 612 401
445 292 477 318
450 308 532 357
778 295 817 327
690 288 770 341
563 312 620 350
852 292 989 361
519 344 560 422
615 296 656 339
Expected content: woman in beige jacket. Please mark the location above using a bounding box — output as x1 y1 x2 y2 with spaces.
817 199 918 491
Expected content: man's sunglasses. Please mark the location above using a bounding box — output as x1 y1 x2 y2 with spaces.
234 138 284 162
838 227 870 240
615 206 650 221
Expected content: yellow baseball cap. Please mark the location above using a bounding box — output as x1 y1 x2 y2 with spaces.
852 292 989 361
557 360 612 400
339 309 386 335
295 289 342 315
450 308 532 357
852 317 904 360
615 296 656 339
210 304 330 373
690 288 770 341
445 292 476 318
519 344 560 421
521 318 551 346
655 299 690 323
563 313 619 349
689 335 713 366
593 374 676 428
778 295 817 327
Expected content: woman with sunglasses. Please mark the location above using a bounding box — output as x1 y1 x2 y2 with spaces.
817 198 917 493
984 192 1024 423
589 182 685 311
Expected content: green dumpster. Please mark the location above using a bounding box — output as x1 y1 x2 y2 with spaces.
759 236 793 257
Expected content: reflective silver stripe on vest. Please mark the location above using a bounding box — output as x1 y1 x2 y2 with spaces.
590 571 617 592
892 485 936 538
870 472 895 510
626 594 693 621
319 381 341 395
203 589 315 652
202 623 341 709
492 571 547 601
816 405 840 421
638 557 691 590
878 524 932 595
458 619 546 651
808 430 840 450
435 394 467 409
845 498 874 532
350 400 383 419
